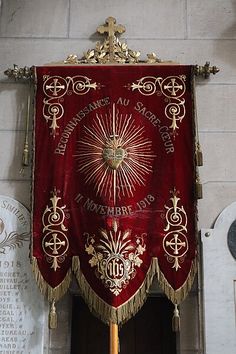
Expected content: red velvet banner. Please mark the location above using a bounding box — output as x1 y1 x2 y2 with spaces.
32 65 197 323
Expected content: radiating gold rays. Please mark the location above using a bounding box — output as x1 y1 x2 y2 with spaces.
75 104 155 202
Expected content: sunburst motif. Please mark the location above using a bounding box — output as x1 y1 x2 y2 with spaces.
75 104 155 202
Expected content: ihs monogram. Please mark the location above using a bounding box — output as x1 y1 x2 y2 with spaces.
85 220 146 296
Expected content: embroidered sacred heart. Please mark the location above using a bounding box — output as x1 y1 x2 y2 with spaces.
102 147 126 170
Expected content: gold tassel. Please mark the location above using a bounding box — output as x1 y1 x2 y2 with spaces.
195 168 203 199
49 299 57 329
22 140 29 166
196 182 203 199
172 304 180 332
196 176 203 199
195 143 203 167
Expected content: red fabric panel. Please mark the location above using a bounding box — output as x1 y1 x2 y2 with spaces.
32 65 196 308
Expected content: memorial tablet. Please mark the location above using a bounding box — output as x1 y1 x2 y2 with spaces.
0 196 45 354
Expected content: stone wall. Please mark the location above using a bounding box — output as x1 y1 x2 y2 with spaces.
1 1 235 353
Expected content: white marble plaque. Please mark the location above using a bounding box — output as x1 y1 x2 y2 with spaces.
0 196 46 354
201 202 236 354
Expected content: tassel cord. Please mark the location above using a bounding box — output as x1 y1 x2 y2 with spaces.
192 75 203 199
21 89 31 171
192 75 203 167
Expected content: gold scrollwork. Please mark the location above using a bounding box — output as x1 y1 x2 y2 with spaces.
42 75 100 137
130 76 162 96
163 188 188 271
42 189 69 271
43 98 64 137
85 220 146 296
129 75 186 134
165 98 186 132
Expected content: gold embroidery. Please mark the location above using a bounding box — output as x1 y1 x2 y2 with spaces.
85 220 146 296
165 98 185 132
42 75 100 137
75 103 155 203
42 189 69 271
163 188 188 271
128 75 186 134
161 76 186 98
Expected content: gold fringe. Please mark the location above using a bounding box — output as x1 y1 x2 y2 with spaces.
49 299 57 329
157 257 198 305
32 255 197 326
72 256 158 325
32 257 72 302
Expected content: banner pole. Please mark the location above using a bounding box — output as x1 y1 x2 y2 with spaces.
109 322 119 354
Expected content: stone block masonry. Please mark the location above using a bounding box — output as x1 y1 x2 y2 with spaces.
0 1 235 353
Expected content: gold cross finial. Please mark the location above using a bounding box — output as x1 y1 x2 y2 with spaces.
97 17 126 38
97 17 126 62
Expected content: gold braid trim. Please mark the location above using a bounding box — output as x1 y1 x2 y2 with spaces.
32 257 72 302
157 256 198 305
72 256 158 325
